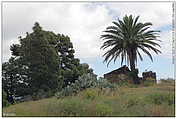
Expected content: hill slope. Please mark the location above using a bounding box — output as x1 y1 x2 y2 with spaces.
3 81 175 117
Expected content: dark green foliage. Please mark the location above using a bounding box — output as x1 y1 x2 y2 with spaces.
9 22 61 96
2 22 92 103
55 34 79 86
128 69 140 84
31 89 54 100
2 57 30 100
100 15 161 84
52 32 96 87
3 22 96 102
2 90 10 107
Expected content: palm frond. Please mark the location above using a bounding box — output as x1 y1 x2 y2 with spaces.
100 15 161 68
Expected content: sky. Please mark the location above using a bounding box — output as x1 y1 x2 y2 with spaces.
2 1 175 79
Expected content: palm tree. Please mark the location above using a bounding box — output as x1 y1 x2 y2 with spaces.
100 15 161 84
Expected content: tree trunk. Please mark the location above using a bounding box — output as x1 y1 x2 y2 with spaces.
129 50 140 84
130 58 135 71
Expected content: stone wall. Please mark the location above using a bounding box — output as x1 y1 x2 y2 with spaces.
105 73 131 83
142 71 156 83
142 71 156 80
104 65 131 83
104 65 157 84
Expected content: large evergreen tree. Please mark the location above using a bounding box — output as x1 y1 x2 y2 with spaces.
4 22 96 100
10 22 61 94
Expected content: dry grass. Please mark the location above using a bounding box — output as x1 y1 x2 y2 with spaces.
3 80 175 117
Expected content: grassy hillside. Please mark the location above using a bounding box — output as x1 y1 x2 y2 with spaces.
3 81 175 117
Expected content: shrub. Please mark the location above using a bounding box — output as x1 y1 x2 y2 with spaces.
59 98 85 116
55 73 97 98
82 89 97 100
55 74 118 99
116 81 129 87
166 93 175 105
2 91 10 107
146 93 175 105
97 78 117 91
126 98 139 108
143 80 155 87
32 89 47 100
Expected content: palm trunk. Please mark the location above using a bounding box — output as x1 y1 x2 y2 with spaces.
129 50 140 84
130 59 135 71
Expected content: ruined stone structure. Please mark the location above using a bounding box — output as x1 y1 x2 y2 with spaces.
104 65 132 83
142 71 156 83
104 65 156 84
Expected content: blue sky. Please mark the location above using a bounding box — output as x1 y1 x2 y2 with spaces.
2 2 175 79
79 55 175 80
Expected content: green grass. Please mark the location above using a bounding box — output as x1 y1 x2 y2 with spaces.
3 81 175 117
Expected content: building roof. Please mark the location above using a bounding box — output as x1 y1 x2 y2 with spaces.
104 65 130 76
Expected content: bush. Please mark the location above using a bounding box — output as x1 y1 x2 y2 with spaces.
97 78 117 91
55 73 97 98
32 89 52 100
146 93 175 105
126 98 139 108
58 98 85 116
143 80 155 87
55 74 118 99
116 81 129 87
166 93 175 105
82 89 97 100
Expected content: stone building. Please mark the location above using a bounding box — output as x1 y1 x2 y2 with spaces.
104 65 132 83
104 65 156 84
142 71 156 83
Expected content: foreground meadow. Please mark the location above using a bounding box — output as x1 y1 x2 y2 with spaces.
3 80 175 117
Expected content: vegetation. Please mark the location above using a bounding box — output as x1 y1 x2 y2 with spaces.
55 74 117 98
100 15 161 84
2 22 96 104
2 90 10 108
2 15 173 117
3 80 175 117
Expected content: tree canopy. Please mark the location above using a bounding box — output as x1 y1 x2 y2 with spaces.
3 22 96 102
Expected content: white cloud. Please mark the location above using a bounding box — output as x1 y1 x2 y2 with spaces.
159 30 173 58
104 2 172 29
35 3 113 58
2 38 20 61
2 3 113 61
2 2 173 62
